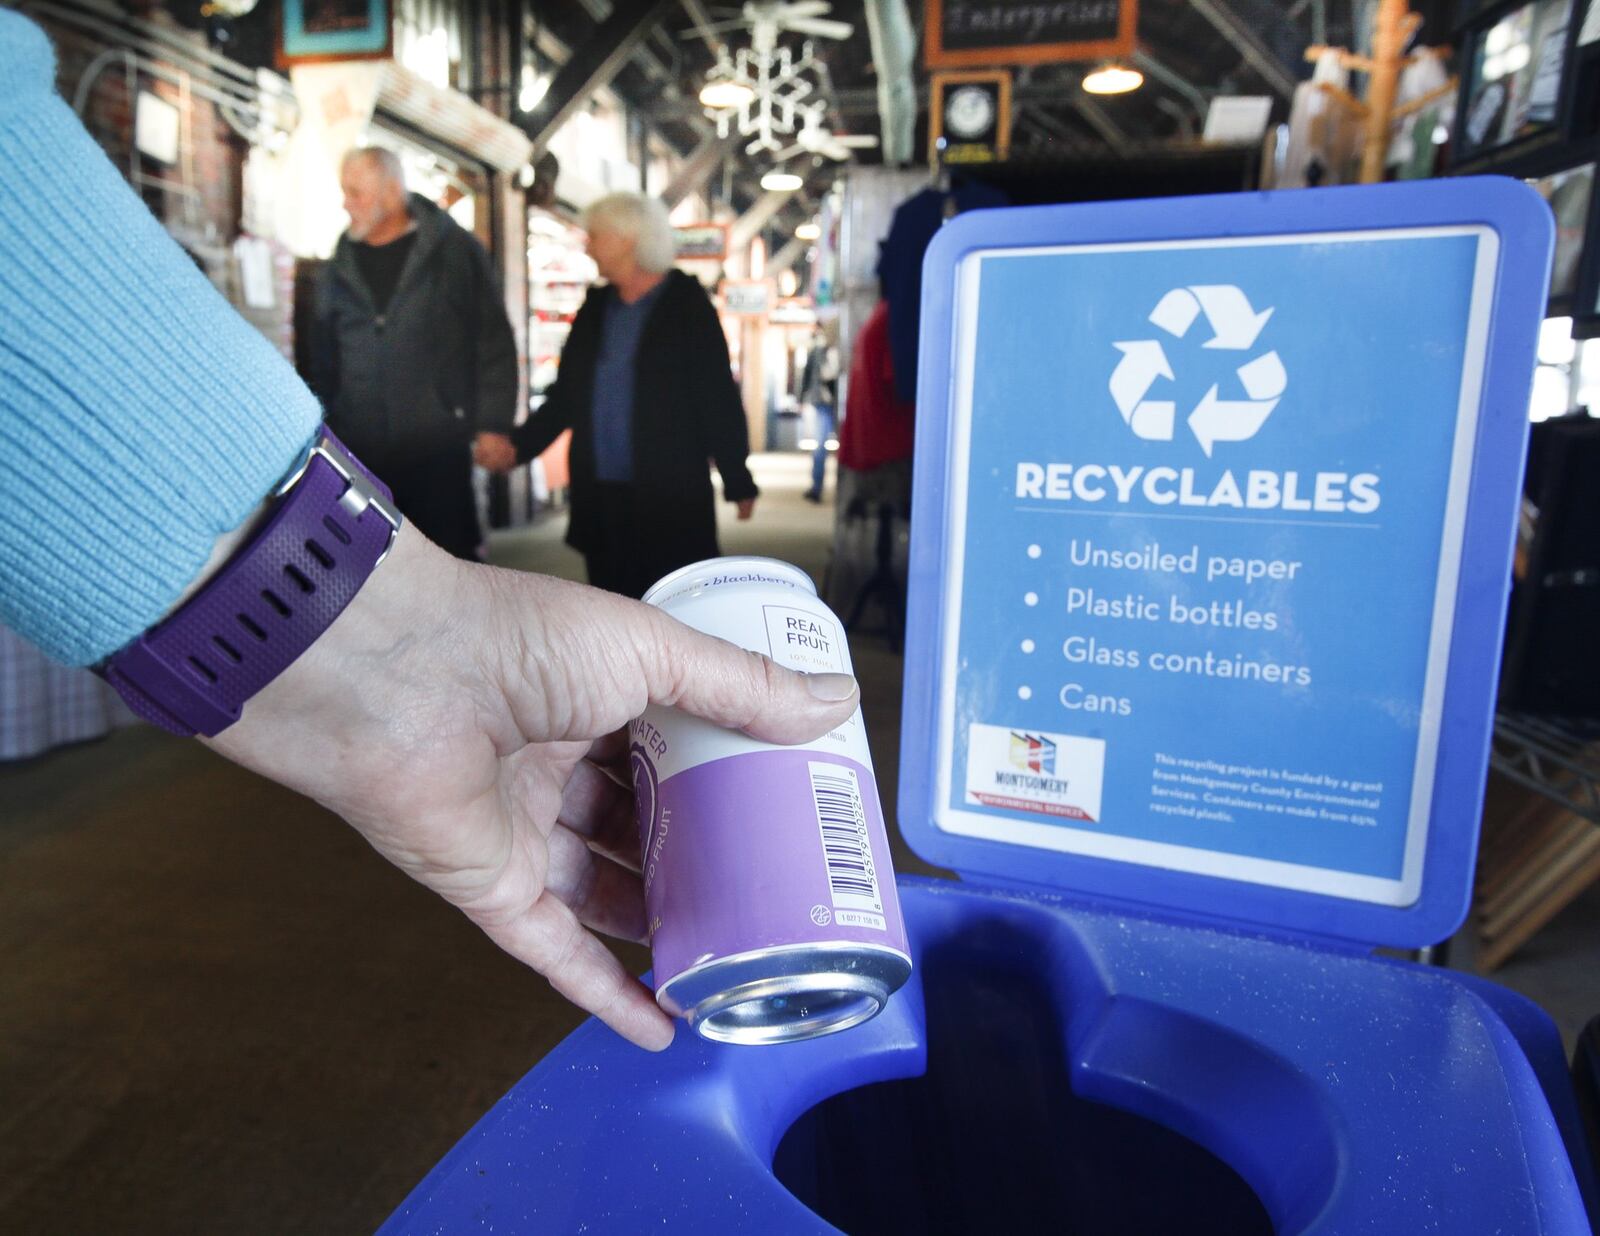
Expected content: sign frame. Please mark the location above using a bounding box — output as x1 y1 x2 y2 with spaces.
924 0 1137 69
897 178 1552 949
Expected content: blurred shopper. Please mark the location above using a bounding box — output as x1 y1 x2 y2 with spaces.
474 193 757 599
311 147 518 560
798 321 840 503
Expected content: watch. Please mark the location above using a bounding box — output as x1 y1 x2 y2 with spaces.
100 429 402 737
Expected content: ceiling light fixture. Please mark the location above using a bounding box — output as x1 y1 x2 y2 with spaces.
699 77 757 109
795 221 821 240
1082 64 1144 95
761 170 804 192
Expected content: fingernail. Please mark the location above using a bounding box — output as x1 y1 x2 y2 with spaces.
806 672 858 702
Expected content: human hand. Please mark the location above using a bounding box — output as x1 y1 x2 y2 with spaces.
205 527 859 1050
473 431 517 472
737 498 756 520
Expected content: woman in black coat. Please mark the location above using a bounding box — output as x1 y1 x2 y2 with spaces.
477 193 758 599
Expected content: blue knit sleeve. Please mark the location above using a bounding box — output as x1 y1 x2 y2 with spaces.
0 11 322 666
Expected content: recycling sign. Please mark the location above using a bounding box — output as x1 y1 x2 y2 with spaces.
1109 285 1287 456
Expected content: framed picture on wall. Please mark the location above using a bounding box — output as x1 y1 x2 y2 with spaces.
1456 0 1577 162
279 0 394 66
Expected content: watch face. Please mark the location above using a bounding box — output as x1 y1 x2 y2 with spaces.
946 85 996 139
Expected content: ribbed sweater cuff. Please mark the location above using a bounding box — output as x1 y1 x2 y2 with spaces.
0 13 321 666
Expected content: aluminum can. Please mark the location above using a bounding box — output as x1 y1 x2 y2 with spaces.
630 556 912 1044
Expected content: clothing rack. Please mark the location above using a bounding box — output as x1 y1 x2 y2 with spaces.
1304 0 1456 183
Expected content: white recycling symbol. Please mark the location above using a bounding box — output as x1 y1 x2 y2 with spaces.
1109 285 1287 457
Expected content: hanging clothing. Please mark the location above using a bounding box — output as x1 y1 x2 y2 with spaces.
839 300 915 473
876 180 1009 403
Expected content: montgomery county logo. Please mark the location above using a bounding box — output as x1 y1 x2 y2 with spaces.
1009 731 1056 775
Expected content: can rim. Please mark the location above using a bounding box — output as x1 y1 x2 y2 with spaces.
641 556 818 608
657 940 913 1044
691 972 887 1044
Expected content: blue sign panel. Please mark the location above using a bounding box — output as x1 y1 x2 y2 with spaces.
900 181 1552 946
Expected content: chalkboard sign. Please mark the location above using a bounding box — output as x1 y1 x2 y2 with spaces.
925 0 1136 68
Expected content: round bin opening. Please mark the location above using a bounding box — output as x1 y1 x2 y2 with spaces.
772 927 1275 1236
694 978 885 1045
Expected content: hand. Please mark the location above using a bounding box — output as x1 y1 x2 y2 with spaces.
736 498 756 520
473 431 517 472
206 527 859 1050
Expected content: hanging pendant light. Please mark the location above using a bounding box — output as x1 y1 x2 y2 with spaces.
1083 64 1144 95
760 170 804 192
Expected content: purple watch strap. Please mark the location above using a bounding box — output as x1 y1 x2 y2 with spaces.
101 431 401 737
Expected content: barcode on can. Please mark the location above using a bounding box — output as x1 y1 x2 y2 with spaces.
808 762 886 931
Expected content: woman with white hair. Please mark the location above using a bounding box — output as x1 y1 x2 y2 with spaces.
476 191 759 598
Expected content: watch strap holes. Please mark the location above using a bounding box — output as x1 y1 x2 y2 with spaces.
321 515 353 546
284 564 315 594
238 614 268 642
187 656 217 684
306 539 336 570
262 589 291 618
212 635 242 663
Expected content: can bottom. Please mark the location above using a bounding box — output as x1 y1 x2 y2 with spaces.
658 942 912 1046
694 973 884 1044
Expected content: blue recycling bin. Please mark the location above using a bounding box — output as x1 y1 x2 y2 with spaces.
379 180 1598 1234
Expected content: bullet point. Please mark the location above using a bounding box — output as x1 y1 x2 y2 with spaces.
1027 544 1042 559
1018 686 1033 700
1021 639 1035 653
1024 592 1038 607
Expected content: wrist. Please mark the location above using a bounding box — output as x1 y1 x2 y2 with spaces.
100 430 402 737
202 525 468 798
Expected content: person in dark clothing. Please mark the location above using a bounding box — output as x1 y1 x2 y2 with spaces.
310 146 518 560
475 192 758 599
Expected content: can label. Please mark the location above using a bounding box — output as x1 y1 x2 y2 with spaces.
630 561 909 994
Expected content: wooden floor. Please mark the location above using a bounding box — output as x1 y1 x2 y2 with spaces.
1 722 600 1233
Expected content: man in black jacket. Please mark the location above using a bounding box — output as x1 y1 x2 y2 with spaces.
476 192 758 598
311 147 517 560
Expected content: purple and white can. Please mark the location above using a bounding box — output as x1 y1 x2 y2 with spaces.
631 556 912 1044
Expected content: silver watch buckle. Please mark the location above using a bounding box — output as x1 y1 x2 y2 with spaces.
278 433 403 563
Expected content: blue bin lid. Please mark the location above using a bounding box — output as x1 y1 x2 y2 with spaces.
897 178 1553 949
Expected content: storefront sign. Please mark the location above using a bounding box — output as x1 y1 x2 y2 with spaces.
721 279 773 316
930 70 1012 165
933 221 1503 907
280 0 393 66
925 0 1136 68
675 223 729 261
